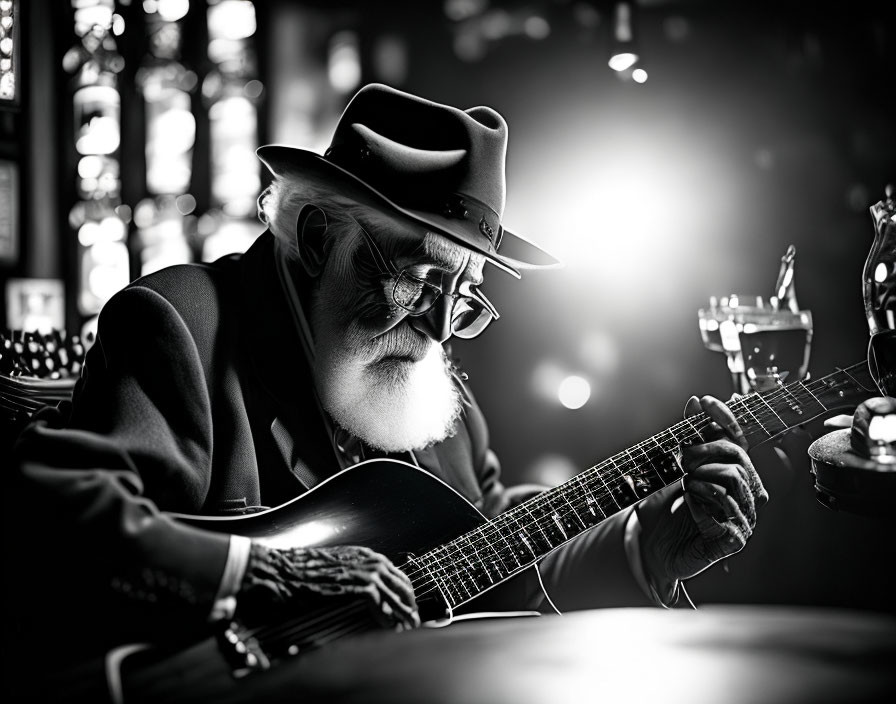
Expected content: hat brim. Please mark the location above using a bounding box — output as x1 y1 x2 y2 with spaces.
257 145 563 278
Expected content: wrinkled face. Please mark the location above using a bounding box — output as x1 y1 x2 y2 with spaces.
309 210 486 453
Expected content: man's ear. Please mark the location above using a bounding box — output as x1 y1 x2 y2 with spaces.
295 204 328 277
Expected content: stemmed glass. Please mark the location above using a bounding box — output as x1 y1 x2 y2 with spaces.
698 294 813 395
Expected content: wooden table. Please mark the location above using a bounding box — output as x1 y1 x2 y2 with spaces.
121 605 896 704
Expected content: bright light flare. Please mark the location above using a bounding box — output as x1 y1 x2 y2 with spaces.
328 31 361 94
158 0 190 23
207 1 257 40
527 454 578 486
558 375 591 410
609 52 638 71
509 114 734 309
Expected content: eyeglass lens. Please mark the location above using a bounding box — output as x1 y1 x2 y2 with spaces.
392 272 493 338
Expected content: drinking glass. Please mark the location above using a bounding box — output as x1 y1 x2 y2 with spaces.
698 294 813 394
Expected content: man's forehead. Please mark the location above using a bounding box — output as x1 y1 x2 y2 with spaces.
357 206 485 281
421 231 485 280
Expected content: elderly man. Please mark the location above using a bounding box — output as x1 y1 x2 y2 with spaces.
9 84 766 685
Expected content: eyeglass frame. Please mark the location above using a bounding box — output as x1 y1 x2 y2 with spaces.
356 226 500 338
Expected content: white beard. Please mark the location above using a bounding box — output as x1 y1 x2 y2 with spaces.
313 319 463 453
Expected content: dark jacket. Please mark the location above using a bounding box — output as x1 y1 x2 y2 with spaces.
8 231 649 671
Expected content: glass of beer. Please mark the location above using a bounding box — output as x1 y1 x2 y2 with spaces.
698 294 813 394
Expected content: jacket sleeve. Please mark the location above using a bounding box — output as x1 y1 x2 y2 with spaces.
460 379 655 610
9 285 232 651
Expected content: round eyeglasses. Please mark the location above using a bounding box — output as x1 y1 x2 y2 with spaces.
359 227 499 339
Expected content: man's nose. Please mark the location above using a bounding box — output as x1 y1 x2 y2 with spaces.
408 295 453 344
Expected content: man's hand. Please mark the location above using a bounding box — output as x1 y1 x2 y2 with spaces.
637 395 769 601
238 544 420 631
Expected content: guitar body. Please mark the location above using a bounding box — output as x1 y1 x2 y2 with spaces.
38 461 544 704
178 458 546 623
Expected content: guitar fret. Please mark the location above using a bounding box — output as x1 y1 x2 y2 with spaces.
797 380 826 409
468 530 499 584
609 454 637 502
644 436 667 483
547 494 578 543
439 541 471 597
559 490 587 530
464 532 494 585
454 570 473 599
434 547 465 605
478 527 512 578
754 393 787 431
655 429 671 450
519 531 536 557
497 523 523 569
665 429 683 452
459 534 485 591
779 384 805 414
592 464 622 509
551 512 568 539
739 401 773 437
443 546 473 603
683 417 705 441
535 494 561 543
637 443 665 485
581 478 607 519
505 513 541 562
421 552 459 607
518 500 554 552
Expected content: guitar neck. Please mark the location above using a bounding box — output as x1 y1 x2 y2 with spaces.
408 360 878 611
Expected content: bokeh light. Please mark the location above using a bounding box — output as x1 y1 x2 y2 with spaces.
558 375 591 410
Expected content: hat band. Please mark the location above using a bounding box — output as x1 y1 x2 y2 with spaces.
440 193 504 251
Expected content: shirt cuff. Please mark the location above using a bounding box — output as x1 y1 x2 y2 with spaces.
208 534 252 622
623 509 682 608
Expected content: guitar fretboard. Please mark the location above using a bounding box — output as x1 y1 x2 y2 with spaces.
406 361 876 610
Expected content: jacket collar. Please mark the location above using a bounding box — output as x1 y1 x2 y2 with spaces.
236 231 342 486
237 230 311 410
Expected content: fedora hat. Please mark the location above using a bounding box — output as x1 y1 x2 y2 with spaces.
256 83 560 277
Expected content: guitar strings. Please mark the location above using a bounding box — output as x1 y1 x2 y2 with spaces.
408 406 793 600
402 412 727 603
245 364 868 620
242 600 364 641
401 409 726 602
231 366 865 615
399 363 868 604
242 600 373 655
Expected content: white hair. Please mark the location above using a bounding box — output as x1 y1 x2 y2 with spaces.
258 174 484 291
258 176 362 261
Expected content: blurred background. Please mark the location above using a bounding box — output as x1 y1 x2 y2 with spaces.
1 0 894 611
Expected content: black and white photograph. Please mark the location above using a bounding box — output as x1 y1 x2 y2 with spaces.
2 1 895 702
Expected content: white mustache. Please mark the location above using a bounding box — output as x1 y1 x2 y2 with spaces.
369 324 433 361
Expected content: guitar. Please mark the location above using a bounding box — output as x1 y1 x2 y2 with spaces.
155 358 881 685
